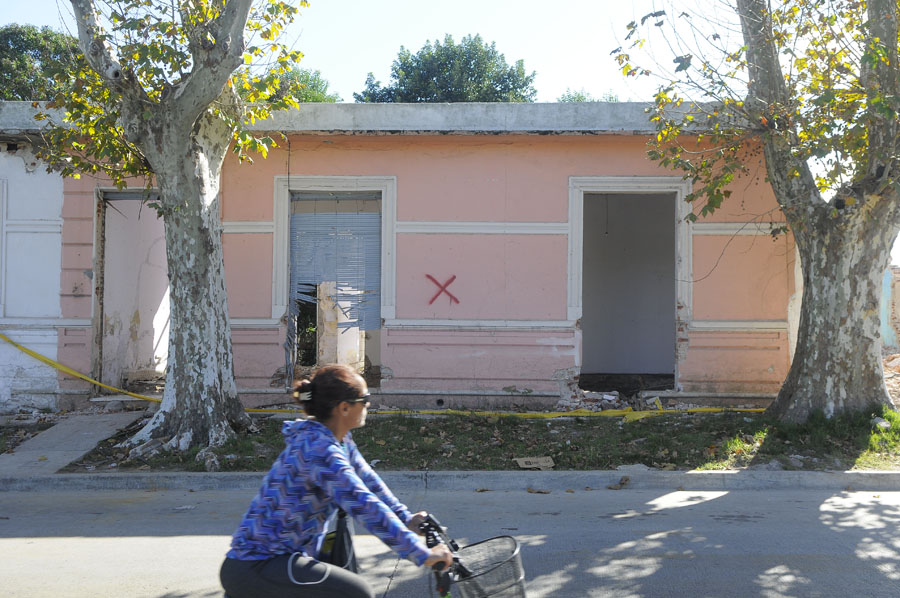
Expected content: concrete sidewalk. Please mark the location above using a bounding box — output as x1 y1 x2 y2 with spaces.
0 412 142 475
1 410 899 492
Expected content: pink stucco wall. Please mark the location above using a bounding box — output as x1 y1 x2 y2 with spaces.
58 176 96 393
54 132 792 402
692 235 792 321
395 234 568 320
218 134 792 398
223 233 272 317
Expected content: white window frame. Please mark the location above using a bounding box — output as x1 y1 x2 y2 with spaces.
273 175 397 322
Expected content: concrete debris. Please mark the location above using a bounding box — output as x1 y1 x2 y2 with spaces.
872 417 892 430
103 400 125 413
196 447 221 472
128 438 164 460
883 355 900 405
555 388 636 412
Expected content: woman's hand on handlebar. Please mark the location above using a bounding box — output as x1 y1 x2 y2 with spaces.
407 511 428 535
424 544 453 570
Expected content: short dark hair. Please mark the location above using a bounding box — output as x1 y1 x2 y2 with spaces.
293 364 366 420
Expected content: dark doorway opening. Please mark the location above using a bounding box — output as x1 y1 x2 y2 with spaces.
580 192 676 394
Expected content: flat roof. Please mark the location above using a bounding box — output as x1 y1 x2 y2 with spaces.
251 102 659 135
0 102 50 137
1 100 663 136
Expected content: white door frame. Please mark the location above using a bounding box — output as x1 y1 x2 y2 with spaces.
569 176 693 382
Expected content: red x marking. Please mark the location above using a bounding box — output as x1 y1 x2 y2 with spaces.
425 274 460 305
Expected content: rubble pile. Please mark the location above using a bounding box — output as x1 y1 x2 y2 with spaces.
883 354 900 404
555 389 630 412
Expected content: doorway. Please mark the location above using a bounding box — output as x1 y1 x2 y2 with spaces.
580 192 676 393
94 191 169 390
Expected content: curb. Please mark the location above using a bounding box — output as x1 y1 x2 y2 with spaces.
1 469 899 492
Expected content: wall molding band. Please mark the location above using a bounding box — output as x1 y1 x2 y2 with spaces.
222 221 274 234
395 221 569 235
384 319 576 329
689 320 789 331
692 222 785 236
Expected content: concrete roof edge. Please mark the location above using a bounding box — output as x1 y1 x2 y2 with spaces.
248 102 663 134
0 100 709 136
0 101 56 135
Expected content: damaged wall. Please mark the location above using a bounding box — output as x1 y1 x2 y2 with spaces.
0 143 64 413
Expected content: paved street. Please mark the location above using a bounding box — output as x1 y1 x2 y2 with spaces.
2 483 899 597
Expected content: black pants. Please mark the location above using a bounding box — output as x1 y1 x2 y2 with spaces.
221 554 374 598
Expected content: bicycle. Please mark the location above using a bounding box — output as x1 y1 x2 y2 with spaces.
418 514 527 598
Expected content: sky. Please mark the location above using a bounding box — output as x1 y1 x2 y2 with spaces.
2 0 669 103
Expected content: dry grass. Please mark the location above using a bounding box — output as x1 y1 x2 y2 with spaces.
52 405 900 473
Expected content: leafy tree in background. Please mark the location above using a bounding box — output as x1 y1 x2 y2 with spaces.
354 34 536 103
557 88 619 102
616 0 900 422
0 24 82 100
36 0 311 453
277 67 341 102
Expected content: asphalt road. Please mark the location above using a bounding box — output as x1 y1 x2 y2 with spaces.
2 484 899 598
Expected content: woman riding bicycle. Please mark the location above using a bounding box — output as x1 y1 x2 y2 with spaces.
220 364 453 598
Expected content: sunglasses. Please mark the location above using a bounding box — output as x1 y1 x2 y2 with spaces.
345 392 371 405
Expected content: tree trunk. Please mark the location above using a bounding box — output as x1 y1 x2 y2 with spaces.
768 202 900 422
127 117 252 453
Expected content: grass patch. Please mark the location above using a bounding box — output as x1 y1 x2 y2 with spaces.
58 405 900 473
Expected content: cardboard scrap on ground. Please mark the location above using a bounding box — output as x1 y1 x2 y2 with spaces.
515 456 555 470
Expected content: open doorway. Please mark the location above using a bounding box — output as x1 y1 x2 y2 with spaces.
288 190 382 386
94 191 169 392
580 192 676 395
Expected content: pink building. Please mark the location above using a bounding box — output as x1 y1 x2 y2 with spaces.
2 102 797 412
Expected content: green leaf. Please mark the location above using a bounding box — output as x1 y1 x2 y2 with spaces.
673 54 692 72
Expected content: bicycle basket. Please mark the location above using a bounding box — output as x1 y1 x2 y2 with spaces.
454 535 526 598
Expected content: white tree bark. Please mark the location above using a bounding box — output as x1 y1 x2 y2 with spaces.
737 0 900 421
69 0 255 449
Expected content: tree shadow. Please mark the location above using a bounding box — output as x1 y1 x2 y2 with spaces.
365 487 900 597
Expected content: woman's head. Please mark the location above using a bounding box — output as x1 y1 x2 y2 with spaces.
293 364 369 422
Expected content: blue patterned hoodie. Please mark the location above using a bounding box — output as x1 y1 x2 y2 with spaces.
226 419 431 565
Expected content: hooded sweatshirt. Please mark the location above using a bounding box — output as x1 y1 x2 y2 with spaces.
226 419 431 566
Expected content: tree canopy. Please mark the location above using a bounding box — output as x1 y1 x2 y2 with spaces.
38 0 306 187
615 0 900 421
34 0 312 453
0 24 82 101
557 88 619 102
276 67 341 103
353 34 537 103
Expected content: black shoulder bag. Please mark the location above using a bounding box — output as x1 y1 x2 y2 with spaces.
319 508 359 573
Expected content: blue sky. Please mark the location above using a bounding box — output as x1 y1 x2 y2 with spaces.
3 0 666 103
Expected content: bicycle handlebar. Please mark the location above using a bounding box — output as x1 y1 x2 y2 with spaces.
420 514 470 597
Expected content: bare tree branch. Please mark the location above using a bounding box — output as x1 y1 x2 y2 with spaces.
865 0 900 184
736 0 822 211
170 0 253 123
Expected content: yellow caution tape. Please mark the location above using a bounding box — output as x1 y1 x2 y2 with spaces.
1 331 765 419
0 331 304 415
0 331 161 403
